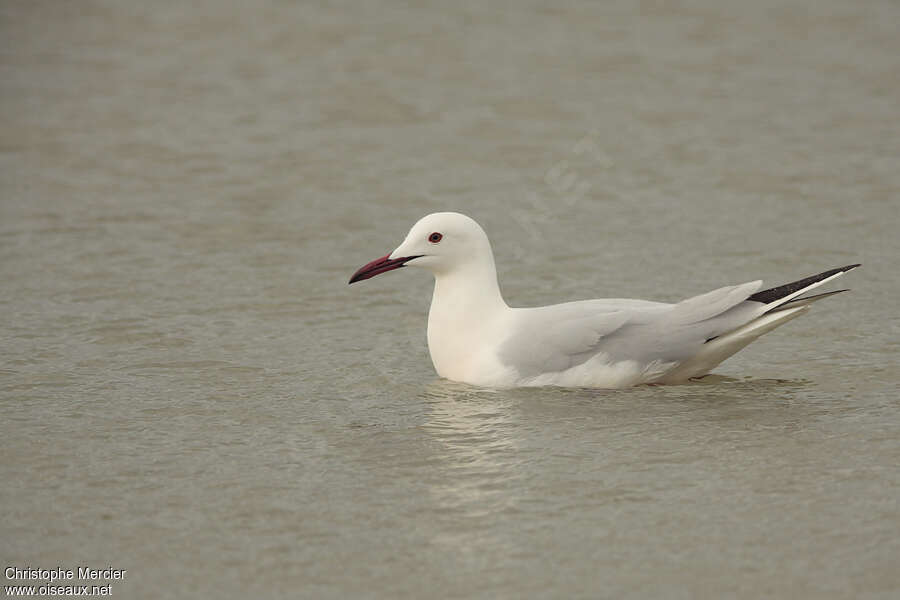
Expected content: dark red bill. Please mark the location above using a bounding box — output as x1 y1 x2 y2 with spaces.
348 254 423 284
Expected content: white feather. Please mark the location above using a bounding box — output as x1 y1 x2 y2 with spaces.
354 212 858 388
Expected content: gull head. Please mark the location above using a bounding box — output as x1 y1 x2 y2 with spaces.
348 212 493 284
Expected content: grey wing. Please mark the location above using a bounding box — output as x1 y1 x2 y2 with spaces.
497 281 765 377
497 299 665 376
596 280 765 364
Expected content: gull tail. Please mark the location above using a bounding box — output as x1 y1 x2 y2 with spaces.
660 264 860 383
661 305 812 382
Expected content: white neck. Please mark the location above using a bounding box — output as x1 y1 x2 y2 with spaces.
426 257 509 380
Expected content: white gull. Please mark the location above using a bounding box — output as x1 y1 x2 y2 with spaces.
349 212 859 388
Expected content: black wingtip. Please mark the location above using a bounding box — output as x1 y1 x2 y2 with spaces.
748 264 861 305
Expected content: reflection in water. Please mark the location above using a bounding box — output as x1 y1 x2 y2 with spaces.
414 375 818 562
418 382 524 554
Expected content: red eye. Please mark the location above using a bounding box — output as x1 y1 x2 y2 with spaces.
428 232 443 243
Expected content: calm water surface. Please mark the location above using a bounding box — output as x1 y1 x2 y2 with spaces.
2 1 898 598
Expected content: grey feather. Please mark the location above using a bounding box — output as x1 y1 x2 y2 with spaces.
498 281 767 378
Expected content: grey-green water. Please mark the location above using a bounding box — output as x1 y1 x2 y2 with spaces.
2 1 898 598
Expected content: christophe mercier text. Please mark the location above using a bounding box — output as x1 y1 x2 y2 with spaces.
5 566 127 582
